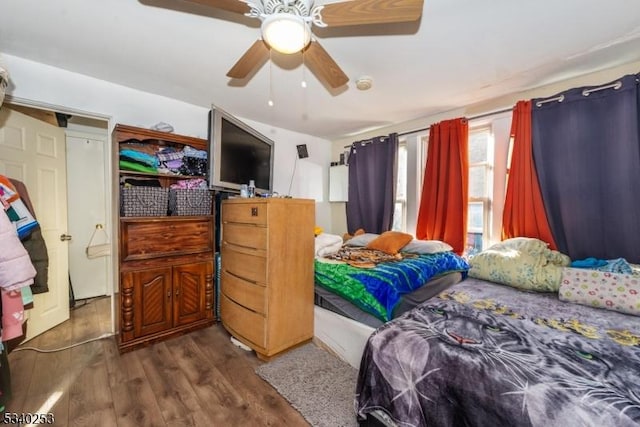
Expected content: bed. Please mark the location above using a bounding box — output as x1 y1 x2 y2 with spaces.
313 271 464 369
355 239 640 427
312 231 469 369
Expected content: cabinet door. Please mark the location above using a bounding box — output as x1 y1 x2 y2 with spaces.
132 267 173 338
173 262 210 326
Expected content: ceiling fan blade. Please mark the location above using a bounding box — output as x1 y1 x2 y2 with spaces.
178 0 250 15
320 0 423 27
304 41 349 89
227 40 270 79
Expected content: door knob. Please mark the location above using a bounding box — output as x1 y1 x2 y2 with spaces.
60 234 72 241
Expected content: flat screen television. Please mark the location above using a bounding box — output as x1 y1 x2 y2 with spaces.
208 106 274 194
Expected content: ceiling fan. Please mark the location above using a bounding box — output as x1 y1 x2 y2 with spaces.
179 0 424 89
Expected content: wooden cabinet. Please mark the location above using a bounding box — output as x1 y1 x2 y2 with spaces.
120 259 214 349
113 124 215 353
220 198 315 360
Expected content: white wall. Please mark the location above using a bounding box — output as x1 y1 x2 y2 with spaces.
244 117 332 230
2 54 332 228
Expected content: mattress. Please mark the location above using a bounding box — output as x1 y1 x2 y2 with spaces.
314 271 464 328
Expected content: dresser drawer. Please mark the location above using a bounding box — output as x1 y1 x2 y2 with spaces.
222 201 267 225
221 244 267 284
221 270 266 314
221 294 266 348
222 222 267 250
121 217 213 261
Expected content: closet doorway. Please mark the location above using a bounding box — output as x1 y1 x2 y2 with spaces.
0 102 113 341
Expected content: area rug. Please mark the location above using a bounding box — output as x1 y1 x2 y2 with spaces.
256 343 359 427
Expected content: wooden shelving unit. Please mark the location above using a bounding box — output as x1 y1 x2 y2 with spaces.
113 124 215 353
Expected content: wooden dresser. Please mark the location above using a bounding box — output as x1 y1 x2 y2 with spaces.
220 198 315 360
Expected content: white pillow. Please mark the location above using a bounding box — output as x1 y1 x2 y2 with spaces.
560 267 640 317
402 239 453 254
344 233 380 247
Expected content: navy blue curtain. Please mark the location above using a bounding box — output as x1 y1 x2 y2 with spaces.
346 134 398 234
532 73 640 263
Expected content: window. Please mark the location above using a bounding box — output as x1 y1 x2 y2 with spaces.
392 142 407 231
397 112 510 245
394 132 428 235
466 128 493 257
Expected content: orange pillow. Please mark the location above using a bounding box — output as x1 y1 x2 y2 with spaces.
365 231 413 255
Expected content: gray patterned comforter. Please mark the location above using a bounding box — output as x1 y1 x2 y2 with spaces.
356 277 640 427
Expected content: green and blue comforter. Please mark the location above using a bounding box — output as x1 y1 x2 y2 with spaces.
314 251 469 321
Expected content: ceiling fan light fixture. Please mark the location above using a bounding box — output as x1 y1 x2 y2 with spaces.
261 13 311 54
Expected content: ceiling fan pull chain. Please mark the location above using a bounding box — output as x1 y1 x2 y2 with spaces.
301 49 307 88
268 49 275 107
301 20 308 88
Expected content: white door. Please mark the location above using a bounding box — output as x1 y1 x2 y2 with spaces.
66 134 109 300
0 107 70 340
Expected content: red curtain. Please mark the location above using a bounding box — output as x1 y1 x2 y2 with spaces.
416 118 468 254
502 100 557 249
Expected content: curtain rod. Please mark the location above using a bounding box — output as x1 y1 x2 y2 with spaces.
535 95 564 107
536 80 623 107
396 106 514 136
343 106 513 148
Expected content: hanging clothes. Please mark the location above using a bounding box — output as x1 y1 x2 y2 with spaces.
0 175 38 239
0 208 35 411
0 210 36 291
0 289 24 342
9 178 49 294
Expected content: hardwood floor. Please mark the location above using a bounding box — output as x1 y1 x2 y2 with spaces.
7 297 309 426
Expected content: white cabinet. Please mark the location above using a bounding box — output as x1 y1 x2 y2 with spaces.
329 165 348 202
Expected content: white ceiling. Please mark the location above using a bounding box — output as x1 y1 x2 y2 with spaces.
2 0 640 140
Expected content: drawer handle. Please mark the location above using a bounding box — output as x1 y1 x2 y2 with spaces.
251 207 258 216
